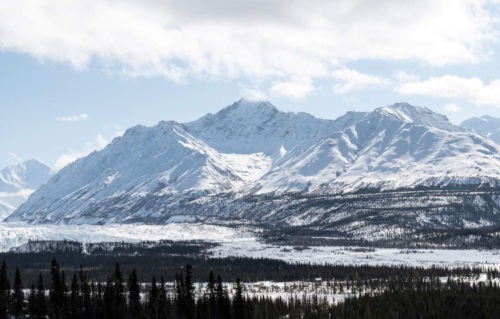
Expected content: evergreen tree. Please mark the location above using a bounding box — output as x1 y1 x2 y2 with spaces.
12 267 24 318
127 268 141 318
28 284 36 319
233 278 245 319
49 258 63 319
0 261 10 319
61 270 69 318
112 263 126 317
70 272 80 318
207 271 216 318
158 276 169 319
184 265 195 319
80 271 91 318
148 276 159 319
175 272 184 317
35 274 47 319
216 275 231 319
103 276 114 319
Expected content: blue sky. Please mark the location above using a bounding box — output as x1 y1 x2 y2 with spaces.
1 0 500 169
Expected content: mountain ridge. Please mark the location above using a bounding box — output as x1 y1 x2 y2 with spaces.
8 100 500 232
0 159 52 219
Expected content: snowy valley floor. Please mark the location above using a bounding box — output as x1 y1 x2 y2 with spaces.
0 222 499 268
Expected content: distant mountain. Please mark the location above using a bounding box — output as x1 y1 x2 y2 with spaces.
460 115 500 144
0 200 15 220
8 100 500 236
0 159 52 219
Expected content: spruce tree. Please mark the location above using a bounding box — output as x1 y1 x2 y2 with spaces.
207 271 216 318
233 278 245 319
35 274 47 319
184 265 195 319
80 271 91 318
175 273 185 317
28 284 36 319
158 276 169 319
128 268 141 318
49 258 63 319
103 276 114 319
216 275 231 319
148 276 159 319
61 270 69 318
12 267 24 319
0 261 10 319
70 272 80 318
112 263 126 317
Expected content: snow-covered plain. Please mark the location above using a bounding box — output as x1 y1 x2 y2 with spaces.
0 222 499 269
0 222 251 252
210 239 500 268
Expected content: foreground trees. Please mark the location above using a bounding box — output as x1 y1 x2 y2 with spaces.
1 258 500 318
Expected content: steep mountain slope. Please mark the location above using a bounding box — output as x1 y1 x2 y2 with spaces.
8 101 500 232
461 115 500 144
0 200 15 220
0 160 52 219
184 99 365 156
8 121 273 224
252 103 500 193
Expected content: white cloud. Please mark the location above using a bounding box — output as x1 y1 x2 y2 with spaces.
54 131 122 171
443 103 463 112
270 77 314 100
398 75 500 106
0 0 496 91
395 70 420 83
8 152 23 163
239 87 268 102
332 67 390 93
56 113 89 122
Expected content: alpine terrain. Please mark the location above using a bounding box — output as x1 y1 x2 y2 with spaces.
0 159 52 219
461 115 500 144
8 100 500 241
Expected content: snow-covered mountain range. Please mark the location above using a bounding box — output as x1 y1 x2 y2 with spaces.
0 160 52 219
7 100 500 233
460 115 500 144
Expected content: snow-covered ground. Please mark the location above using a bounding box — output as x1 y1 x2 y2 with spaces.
0 222 499 268
0 222 252 251
210 239 500 268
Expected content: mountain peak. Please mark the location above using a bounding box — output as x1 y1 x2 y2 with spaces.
22 159 51 170
217 98 279 118
375 102 457 131
0 159 53 215
460 115 500 140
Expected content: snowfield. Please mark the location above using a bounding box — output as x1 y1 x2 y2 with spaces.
210 239 500 268
0 222 499 268
0 222 252 252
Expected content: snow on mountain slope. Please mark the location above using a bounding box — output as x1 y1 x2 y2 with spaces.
8 121 272 224
7 100 500 226
336 105 500 191
251 103 500 193
461 115 500 144
185 99 365 156
0 200 15 220
0 160 52 218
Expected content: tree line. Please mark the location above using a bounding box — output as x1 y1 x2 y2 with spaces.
0 258 290 319
2 258 500 318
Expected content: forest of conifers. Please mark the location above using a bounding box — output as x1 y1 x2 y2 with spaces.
1 256 500 319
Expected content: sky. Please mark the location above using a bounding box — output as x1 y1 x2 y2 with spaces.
1 0 500 170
